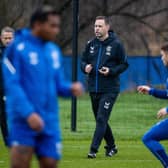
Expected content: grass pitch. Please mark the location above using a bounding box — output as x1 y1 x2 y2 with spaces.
0 92 168 168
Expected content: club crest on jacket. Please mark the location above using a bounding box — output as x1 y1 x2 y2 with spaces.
29 52 38 65
106 46 112 56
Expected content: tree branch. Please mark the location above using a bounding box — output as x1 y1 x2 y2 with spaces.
112 12 159 32
9 1 25 26
61 0 168 50
140 7 168 19
61 0 142 49
114 0 141 13
59 0 72 14
139 34 151 55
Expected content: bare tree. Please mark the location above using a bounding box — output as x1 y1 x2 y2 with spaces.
0 0 168 55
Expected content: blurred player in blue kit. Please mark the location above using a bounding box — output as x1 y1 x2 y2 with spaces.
138 43 168 168
0 26 14 145
2 5 83 168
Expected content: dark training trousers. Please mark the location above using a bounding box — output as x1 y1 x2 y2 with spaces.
89 92 118 153
0 91 8 146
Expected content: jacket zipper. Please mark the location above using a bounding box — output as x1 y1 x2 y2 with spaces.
96 44 102 92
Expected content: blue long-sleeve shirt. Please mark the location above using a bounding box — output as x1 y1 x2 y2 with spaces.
149 88 168 99
149 80 168 112
2 29 72 135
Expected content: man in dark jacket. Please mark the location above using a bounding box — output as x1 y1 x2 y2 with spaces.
0 26 14 145
81 16 128 158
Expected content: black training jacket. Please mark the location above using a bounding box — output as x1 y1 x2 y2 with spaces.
81 31 128 93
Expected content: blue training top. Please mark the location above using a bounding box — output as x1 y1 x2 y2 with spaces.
2 28 72 135
149 79 168 112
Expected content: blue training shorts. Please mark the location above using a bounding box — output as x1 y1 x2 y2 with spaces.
8 125 62 160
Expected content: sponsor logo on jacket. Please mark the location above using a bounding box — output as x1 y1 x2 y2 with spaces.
51 51 60 69
29 52 38 65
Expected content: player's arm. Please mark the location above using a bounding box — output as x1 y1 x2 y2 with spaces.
3 43 43 131
56 72 83 97
138 86 168 118
55 67 83 97
137 85 168 99
54 48 83 97
149 88 168 99
55 67 73 97
157 107 168 119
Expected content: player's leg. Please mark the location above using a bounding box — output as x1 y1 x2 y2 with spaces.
39 158 58 168
102 93 118 157
0 93 8 146
142 119 168 168
8 124 36 168
104 123 118 157
90 93 118 155
36 134 61 168
89 93 100 119
104 124 115 148
103 93 118 149
88 93 100 158
10 146 34 168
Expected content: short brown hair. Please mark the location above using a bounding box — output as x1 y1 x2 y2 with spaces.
161 43 168 52
95 16 110 25
1 26 14 36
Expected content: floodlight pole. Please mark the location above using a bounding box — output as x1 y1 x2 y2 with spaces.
71 0 79 132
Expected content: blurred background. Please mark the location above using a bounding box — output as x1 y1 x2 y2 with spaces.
1 1 168 167
1 0 168 91
1 0 168 55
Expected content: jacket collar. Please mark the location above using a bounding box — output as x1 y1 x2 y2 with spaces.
95 30 118 45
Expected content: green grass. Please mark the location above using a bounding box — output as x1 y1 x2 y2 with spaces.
1 92 168 167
